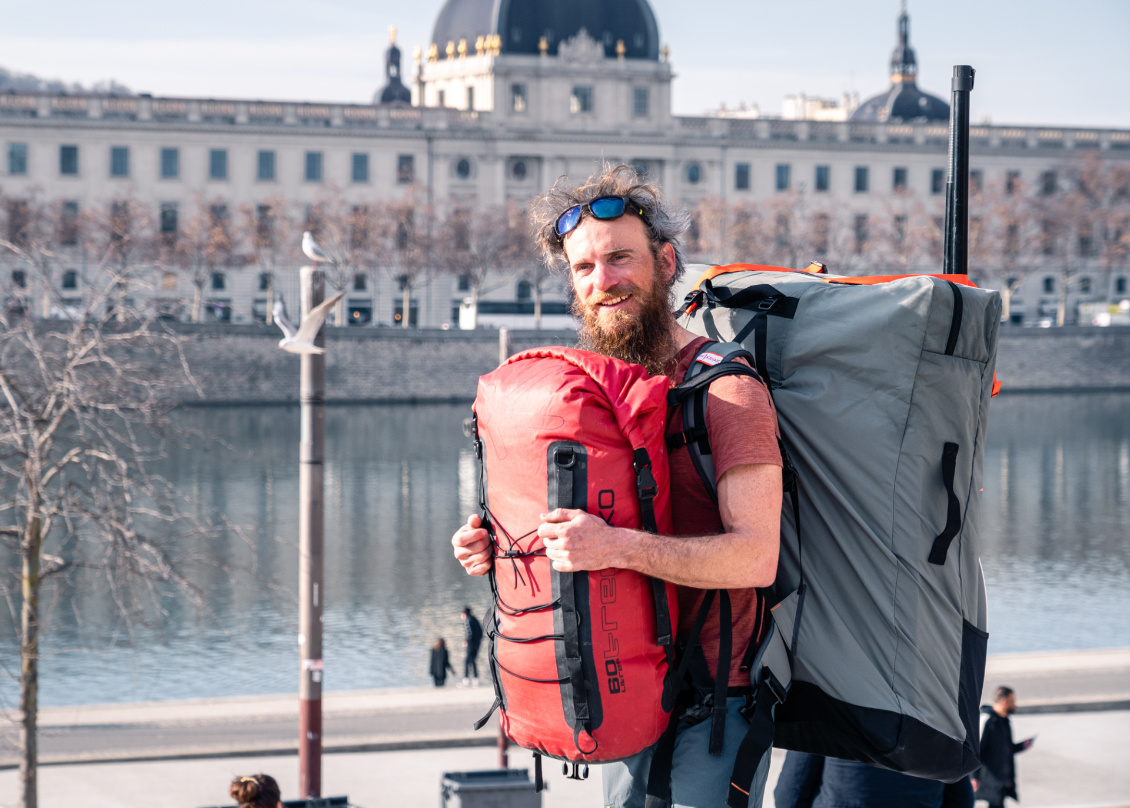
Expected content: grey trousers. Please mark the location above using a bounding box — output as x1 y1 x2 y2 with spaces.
602 696 771 808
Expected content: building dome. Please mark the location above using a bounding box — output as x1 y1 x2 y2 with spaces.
430 0 660 60
851 2 948 123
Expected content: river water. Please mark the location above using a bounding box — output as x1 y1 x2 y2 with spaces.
1 394 1128 708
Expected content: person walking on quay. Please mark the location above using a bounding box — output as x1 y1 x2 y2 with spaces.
452 163 782 807
230 773 282 808
429 637 456 687
461 605 483 686
974 686 1035 808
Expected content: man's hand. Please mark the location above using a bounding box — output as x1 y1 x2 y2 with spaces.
538 508 623 572
452 514 493 576
971 779 979 792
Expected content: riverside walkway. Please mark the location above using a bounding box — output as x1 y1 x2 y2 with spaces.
1 648 1127 808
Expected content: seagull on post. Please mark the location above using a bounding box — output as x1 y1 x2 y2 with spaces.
302 231 337 265
273 291 346 355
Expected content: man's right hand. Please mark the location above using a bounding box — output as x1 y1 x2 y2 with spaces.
453 514 493 576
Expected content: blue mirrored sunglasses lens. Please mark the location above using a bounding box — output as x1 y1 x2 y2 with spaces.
589 197 627 220
556 205 583 236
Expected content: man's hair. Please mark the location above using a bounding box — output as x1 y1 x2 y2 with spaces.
994 685 1015 702
530 163 691 284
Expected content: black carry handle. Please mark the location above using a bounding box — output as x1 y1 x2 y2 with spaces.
943 65 975 275
929 442 963 565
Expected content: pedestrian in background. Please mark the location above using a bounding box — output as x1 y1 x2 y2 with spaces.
461 606 483 686
229 773 282 808
773 751 974 808
974 686 1035 808
429 637 456 687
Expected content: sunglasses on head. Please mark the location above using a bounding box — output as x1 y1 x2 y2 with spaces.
555 196 645 240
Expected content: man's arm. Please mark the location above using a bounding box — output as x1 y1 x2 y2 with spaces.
538 462 781 589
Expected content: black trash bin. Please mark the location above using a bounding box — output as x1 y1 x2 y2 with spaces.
440 769 540 808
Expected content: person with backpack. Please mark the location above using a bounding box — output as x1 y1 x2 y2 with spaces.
461 606 483 686
452 163 783 808
974 686 1035 808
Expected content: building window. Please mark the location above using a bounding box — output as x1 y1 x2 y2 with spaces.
59 145 79 176
571 85 594 114
970 169 983 195
1079 277 1092 295
12 269 27 289
352 153 369 183
455 157 472 180
931 168 945 195
353 273 367 292
305 152 323 182
255 205 274 245
511 83 527 113
894 215 907 245
735 163 751 191
457 274 471 292
686 163 702 184
1006 171 1020 196
1078 227 1094 257
211 272 226 291
160 148 179 179
815 165 830 192
437 89 446 107
208 149 228 180
812 213 830 255
775 164 790 192
59 200 80 246
775 214 790 248
854 166 869 193
397 154 415 184
1006 223 1020 257
1115 277 1126 294
7 200 29 246
1043 276 1055 294
1040 171 1056 195
62 270 78 290
510 160 528 181
160 202 178 244
110 146 130 178
893 167 908 191
8 143 28 175
259 272 272 291
853 215 869 254
1040 221 1056 256
632 87 649 117
517 280 532 300
258 150 276 181
466 86 475 110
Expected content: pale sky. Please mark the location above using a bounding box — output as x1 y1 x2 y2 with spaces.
2 0 1128 127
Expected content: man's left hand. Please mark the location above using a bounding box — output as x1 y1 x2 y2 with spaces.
538 508 622 572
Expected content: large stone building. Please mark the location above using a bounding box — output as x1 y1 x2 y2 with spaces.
2 0 1128 328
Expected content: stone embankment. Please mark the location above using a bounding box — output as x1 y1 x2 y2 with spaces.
164 323 1130 405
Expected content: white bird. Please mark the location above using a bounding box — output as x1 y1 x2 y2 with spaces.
273 291 346 354
302 231 336 264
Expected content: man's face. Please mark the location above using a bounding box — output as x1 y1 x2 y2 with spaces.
1001 693 1017 715
562 212 676 374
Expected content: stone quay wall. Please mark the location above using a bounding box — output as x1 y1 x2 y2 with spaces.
170 324 1130 405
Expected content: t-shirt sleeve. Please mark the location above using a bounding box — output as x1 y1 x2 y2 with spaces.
704 366 781 483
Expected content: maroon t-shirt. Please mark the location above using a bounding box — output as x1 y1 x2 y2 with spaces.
665 337 782 687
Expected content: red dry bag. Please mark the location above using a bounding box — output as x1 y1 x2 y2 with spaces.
471 347 678 763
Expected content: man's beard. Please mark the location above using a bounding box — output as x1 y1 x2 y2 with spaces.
572 266 677 377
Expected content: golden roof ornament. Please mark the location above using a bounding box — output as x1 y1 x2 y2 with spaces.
389 25 397 45
538 36 548 56
616 39 626 60
475 36 485 55
458 38 467 58
413 47 421 65
661 44 670 63
446 40 455 59
427 43 438 62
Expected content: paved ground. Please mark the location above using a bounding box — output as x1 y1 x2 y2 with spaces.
1 649 1127 808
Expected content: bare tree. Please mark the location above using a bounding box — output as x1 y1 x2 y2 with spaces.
169 196 235 323
303 189 377 326
384 187 436 328
0 257 225 807
238 195 299 326
83 198 155 322
0 191 77 320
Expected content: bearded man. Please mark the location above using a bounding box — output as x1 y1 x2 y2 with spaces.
452 163 782 807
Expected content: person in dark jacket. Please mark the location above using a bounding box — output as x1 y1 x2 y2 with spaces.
974 686 1035 807
429 637 456 687
773 751 974 808
461 606 483 686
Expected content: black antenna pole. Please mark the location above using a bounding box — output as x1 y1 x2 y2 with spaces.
943 65 975 275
